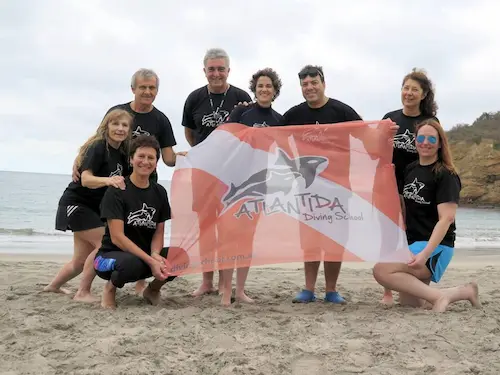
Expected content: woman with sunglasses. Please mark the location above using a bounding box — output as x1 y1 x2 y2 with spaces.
379 68 439 305
218 68 284 306
372 120 480 312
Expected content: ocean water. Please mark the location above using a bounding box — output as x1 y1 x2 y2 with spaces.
0 170 499 254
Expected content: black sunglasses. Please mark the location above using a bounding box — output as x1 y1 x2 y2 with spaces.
298 68 324 80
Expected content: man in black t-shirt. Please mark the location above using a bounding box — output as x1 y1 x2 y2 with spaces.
182 48 252 297
283 65 362 305
72 69 185 183
182 48 252 146
284 65 397 305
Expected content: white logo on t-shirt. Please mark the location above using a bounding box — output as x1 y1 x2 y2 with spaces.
109 164 123 177
133 126 151 137
403 178 430 204
252 121 268 128
202 110 230 128
394 129 416 153
127 203 157 229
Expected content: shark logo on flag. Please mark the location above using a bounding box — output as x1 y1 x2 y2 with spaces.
167 121 411 275
221 148 328 213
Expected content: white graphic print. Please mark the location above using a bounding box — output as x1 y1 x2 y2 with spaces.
394 129 416 153
127 203 157 229
109 163 123 177
67 205 78 217
252 121 268 128
202 110 230 128
403 178 430 204
133 126 151 137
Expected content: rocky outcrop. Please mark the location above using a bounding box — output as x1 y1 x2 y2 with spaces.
450 139 500 206
447 111 500 207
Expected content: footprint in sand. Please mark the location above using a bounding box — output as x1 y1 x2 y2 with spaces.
291 355 326 375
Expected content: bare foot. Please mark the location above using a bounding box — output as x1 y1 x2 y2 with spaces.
192 284 217 297
43 285 71 295
432 282 481 313
236 291 254 304
101 282 116 309
467 282 481 308
73 291 100 303
221 292 232 307
380 291 394 305
143 286 162 306
135 280 147 295
421 301 433 310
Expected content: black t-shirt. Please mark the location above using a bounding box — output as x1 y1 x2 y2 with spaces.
99 177 171 255
107 103 177 149
403 161 461 248
283 98 362 126
60 139 130 212
282 98 362 189
382 109 439 193
182 85 252 145
227 102 284 127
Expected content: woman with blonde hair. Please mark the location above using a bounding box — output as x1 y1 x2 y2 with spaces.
44 109 132 298
373 119 480 312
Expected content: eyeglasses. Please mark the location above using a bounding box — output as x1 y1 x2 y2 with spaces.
298 68 324 80
416 135 438 144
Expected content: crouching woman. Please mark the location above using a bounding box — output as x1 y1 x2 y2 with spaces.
94 135 177 309
373 119 480 313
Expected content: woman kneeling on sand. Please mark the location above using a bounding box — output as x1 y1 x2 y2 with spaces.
93 135 178 309
373 119 480 312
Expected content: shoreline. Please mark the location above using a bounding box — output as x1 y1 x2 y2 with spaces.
1 247 498 271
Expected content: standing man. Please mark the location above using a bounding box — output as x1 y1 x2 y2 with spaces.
71 68 184 301
73 68 183 183
284 65 361 305
182 48 252 296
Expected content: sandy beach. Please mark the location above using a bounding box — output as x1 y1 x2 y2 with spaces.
1 249 499 375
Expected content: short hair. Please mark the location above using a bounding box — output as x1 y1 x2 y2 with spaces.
249 68 283 100
131 69 159 89
203 48 230 67
298 65 325 82
130 135 161 160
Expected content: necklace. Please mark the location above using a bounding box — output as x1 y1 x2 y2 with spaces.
207 85 229 115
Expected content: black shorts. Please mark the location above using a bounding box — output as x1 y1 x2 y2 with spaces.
94 247 177 288
55 204 104 232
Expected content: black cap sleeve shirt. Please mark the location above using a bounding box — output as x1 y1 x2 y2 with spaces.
107 103 177 148
283 98 362 126
98 177 171 255
181 85 253 145
403 161 461 247
59 140 130 212
383 109 439 193
227 103 284 127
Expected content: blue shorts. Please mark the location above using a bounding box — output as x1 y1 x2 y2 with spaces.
409 241 454 283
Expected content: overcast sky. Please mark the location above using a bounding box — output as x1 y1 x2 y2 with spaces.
1 0 498 180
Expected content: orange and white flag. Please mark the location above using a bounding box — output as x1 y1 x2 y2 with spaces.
166 121 411 275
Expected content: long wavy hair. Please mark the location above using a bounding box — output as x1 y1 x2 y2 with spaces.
402 68 438 117
75 109 133 169
415 119 457 175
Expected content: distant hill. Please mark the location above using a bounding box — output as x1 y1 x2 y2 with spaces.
446 111 500 207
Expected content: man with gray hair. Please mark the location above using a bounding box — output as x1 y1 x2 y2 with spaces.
71 68 184 303
73 68 182 183
182 48 252 297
